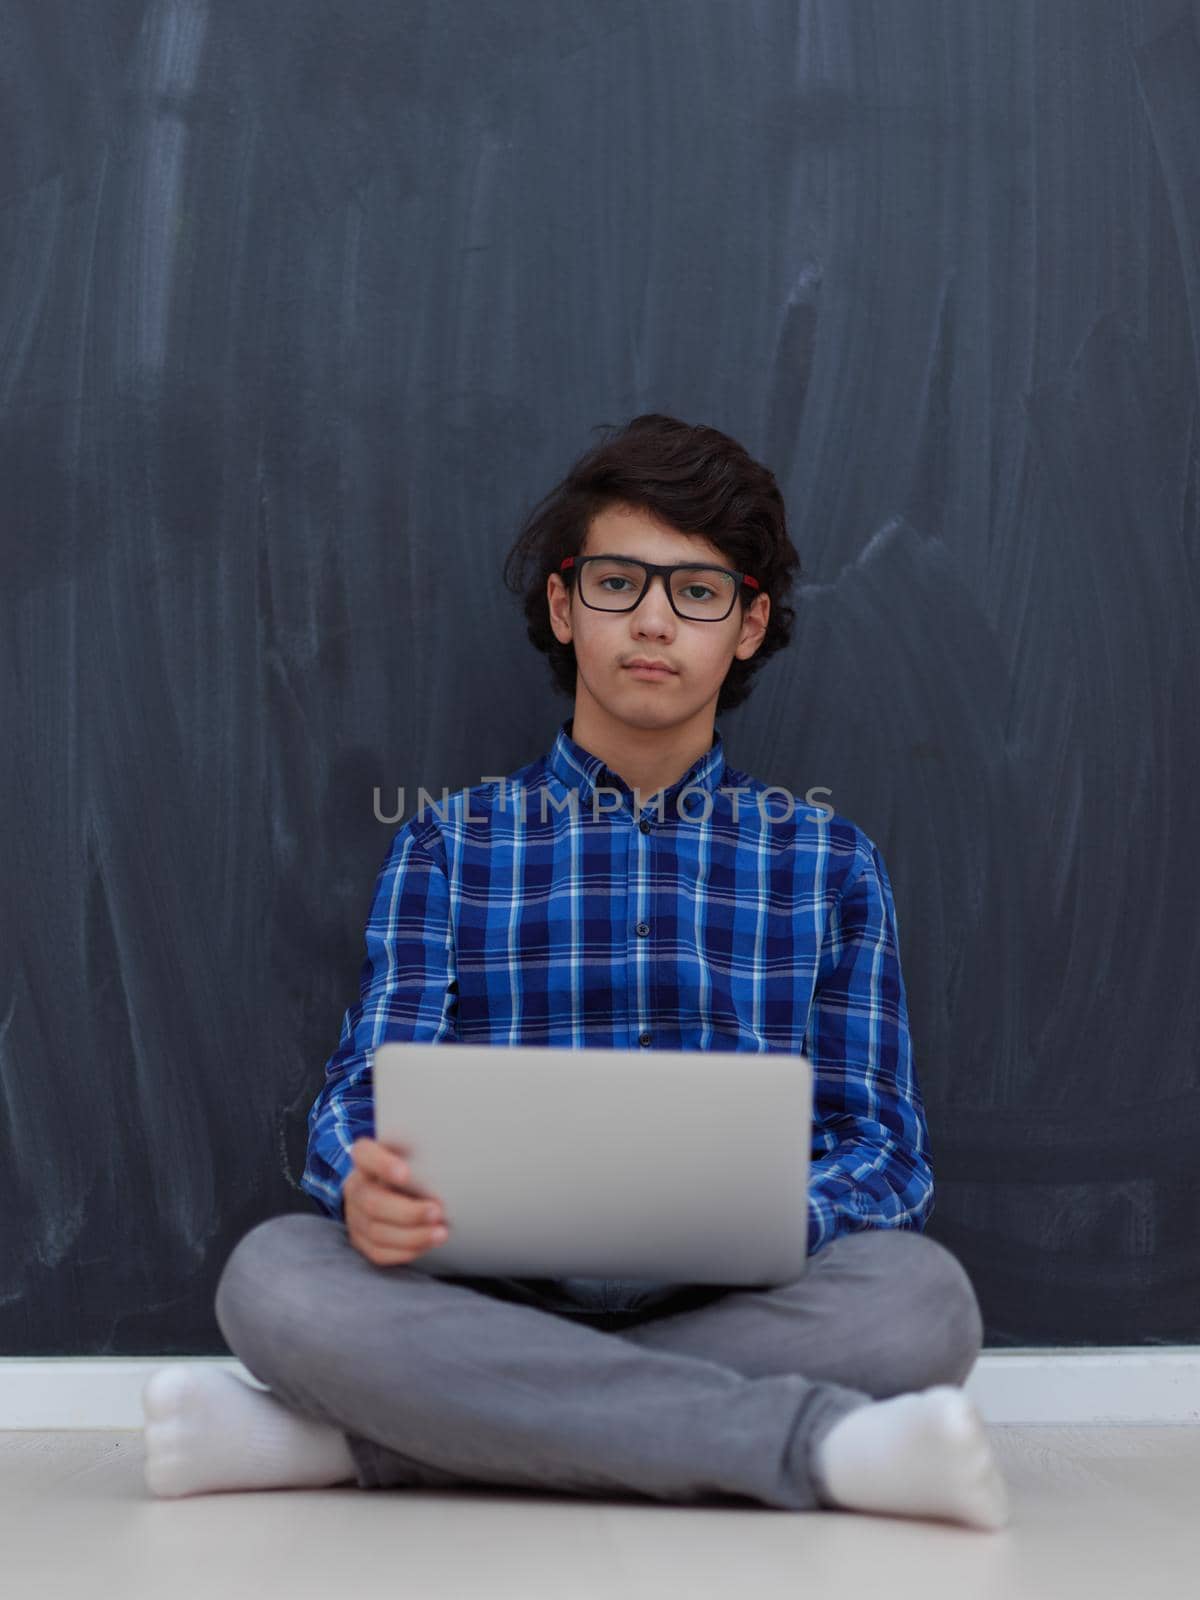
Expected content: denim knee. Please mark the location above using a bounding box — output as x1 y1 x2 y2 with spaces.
838 1228 984 1389
893 1231 985 1386
214 1213 333 1363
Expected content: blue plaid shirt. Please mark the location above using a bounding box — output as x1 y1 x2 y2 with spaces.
301 718 934 1262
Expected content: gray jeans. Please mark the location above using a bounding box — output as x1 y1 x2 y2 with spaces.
214 1214 984 1511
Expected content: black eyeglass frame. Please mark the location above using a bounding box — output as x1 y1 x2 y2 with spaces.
559 554 761 623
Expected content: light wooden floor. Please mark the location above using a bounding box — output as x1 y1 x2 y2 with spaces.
3 1424 1198 1597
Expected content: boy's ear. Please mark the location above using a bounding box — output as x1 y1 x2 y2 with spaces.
547 573 573 642
735 592 770 658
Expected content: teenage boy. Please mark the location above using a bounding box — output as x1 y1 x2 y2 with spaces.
143 415 1008 1531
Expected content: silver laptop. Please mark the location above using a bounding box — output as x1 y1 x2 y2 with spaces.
372 1041 812 1286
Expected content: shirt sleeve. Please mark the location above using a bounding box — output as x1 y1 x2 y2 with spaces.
803 833 935 1256
300 822 459 1223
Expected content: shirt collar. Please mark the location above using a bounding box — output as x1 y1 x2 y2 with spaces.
546 718 727 814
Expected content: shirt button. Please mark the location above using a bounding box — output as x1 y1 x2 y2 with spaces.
635 922 650 936
638 819 652 833
638 1032 652 1046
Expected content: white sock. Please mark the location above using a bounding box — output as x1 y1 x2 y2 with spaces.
812 1385 1010 1531
142 1366 359 1497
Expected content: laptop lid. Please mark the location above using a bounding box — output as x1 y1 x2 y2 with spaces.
372 1041 812 1286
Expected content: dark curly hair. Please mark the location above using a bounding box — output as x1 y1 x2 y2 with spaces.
502 414 802 714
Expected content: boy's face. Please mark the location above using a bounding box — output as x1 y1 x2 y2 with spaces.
546 502 770 733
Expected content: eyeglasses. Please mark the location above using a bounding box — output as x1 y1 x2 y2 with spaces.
559 554 761 622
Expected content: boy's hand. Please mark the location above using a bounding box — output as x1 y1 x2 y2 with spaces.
343 1136 450 1266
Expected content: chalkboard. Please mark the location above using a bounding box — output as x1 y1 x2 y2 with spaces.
2 0 1197 1354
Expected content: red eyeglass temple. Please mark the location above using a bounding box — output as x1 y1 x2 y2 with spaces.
559 556 760 591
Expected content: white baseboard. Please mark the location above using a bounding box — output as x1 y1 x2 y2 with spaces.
0 1350 1197 1429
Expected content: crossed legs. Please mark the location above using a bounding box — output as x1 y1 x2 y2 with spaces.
199 1215 984 1511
